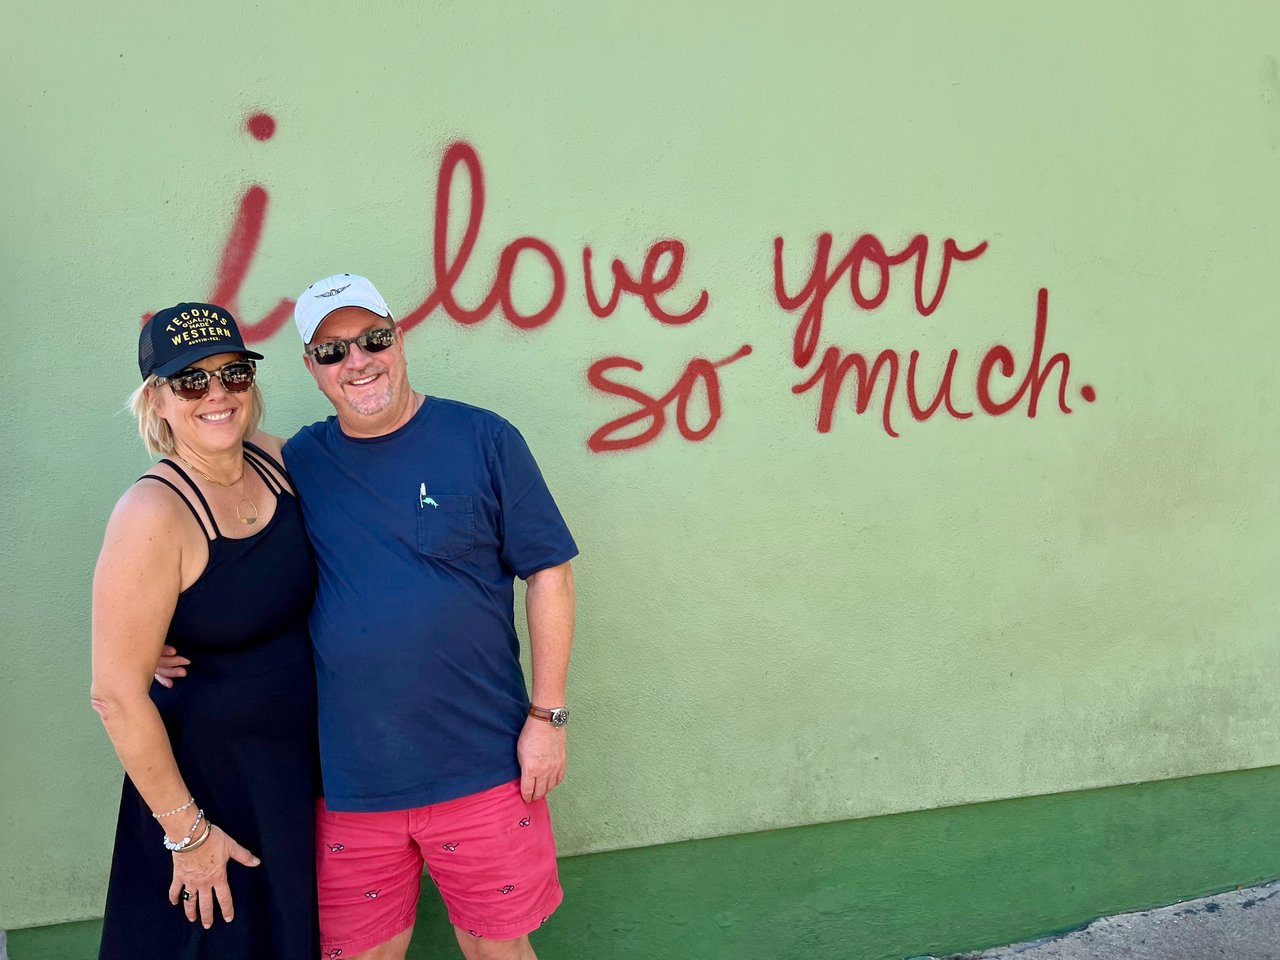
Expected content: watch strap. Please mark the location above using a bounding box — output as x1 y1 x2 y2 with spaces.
528 704 567 724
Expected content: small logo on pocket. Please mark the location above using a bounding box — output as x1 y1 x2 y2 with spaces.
419 482 438 508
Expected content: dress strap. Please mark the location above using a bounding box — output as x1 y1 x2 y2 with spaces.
244 450 283 496
136 474 217 541
243 440 295 496
157 459 224 540
243 439 288 476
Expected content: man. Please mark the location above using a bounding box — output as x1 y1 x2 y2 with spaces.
167 273 577 960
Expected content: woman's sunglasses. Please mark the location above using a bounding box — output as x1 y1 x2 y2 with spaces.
306 327 397 366
155 360 257 401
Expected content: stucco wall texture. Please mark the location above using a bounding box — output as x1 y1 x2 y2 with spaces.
3 0 1279 929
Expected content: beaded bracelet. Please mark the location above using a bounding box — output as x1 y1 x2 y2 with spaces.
152 797 195 820
162 808 205 852
173 821 213 854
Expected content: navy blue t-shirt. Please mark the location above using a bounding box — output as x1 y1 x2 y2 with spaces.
283 397 578 812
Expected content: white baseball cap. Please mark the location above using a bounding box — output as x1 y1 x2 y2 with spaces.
294 273 392 344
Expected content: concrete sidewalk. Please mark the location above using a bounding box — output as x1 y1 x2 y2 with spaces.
927 881 1280 959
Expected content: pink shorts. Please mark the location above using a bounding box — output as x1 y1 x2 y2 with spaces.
316 780 562 956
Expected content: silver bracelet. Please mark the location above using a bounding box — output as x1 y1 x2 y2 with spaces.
152 796 195 820
173 821 213 854
162 808 205 852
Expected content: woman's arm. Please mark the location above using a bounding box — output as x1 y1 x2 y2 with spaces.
91 483 191 818
90 483 258 926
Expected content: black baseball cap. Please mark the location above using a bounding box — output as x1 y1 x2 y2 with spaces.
139 303 264 379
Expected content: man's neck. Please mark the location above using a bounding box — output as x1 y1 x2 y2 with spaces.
337 391 424 439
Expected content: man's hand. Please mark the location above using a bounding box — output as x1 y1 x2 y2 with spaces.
154 645 190 688
516 715 566 803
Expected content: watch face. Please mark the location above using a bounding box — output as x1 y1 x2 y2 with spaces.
550 707 569 727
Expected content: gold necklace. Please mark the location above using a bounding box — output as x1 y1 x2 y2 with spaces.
175 453 259 525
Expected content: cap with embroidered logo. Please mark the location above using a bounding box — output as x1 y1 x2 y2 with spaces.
294 274 392 345
139 303 264 380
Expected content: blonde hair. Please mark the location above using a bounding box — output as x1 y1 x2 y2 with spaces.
128 377 265 458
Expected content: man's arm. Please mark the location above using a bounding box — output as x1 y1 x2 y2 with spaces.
516 560 575 803
155 645 191 687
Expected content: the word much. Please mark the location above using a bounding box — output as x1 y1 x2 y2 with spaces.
772 231 1095 436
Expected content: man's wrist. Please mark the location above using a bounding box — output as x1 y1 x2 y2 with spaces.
528 704 570 727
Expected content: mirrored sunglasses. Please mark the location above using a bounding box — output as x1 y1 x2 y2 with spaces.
306 327 397 366
156 360 257 401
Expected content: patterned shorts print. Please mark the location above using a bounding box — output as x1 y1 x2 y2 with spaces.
316 780 563 957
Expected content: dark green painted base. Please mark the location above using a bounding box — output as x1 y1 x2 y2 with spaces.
12 766 1280 959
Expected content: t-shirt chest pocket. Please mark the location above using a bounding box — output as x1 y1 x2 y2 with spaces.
416 494 476 561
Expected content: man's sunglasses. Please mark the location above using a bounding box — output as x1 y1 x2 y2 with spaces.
155 360 257 401
306 327 397 366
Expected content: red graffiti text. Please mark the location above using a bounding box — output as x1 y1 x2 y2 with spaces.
153 112 1094 453
774 232 988 368
774 229 1094 435
159 121 736 452
586 345 753 453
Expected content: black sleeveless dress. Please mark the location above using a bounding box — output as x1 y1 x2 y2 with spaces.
99 443 320 960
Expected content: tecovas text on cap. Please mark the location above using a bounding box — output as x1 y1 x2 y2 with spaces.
139 303 264 380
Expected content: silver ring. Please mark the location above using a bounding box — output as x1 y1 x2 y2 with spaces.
181 889 192 901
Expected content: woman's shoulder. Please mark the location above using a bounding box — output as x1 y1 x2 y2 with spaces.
101 468 199 557
94 471 198 612
115 465 192 524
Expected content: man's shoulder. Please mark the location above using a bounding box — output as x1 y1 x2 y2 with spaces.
428 396 513 436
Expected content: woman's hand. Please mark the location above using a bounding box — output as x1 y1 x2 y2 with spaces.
167 825 260 927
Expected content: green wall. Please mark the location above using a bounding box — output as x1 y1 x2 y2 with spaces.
4 0 1279 935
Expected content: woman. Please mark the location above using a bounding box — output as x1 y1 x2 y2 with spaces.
90 303 319 959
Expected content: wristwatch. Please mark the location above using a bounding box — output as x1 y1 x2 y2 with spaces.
528 704 570 727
